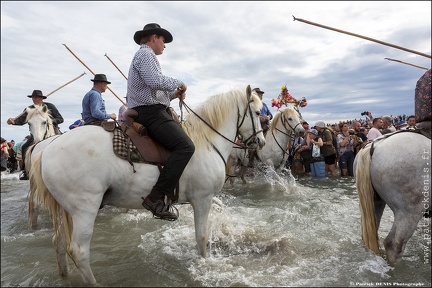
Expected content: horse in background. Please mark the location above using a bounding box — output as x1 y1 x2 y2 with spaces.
226 107 305 184
28 86 265 284
354 130 431 265
24 104 59 228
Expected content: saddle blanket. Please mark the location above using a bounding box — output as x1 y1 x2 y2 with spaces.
112 127 146 163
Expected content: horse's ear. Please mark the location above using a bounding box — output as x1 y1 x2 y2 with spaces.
42 104 48 113
246 85 251 101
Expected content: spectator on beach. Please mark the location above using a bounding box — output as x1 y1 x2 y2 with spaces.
352 121 367 155
307 129 325 177
253 87 273 134
299 122 312 175
336 122 357 176
1 137 9 172
290 135 305 174
13 135 29 171
381 115 396 134
396 121 408 130
7 90 64 180
406 115 416 129
82 74 116 125
7 141 18 173
315 120 337 176
367 117 383 141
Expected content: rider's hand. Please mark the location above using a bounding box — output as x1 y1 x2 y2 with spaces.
7 118 15 125
110 113 117 120
177 83 187 100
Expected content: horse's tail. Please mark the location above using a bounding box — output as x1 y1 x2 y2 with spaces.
28 151 73 247
355 145 381 255
24 143 35 175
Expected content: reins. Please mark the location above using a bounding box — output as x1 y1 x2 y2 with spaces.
178 92 261 171
179 98 259 148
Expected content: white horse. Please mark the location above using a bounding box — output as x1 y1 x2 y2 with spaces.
28 86 265 284
354 130 431 265
226 107 305 184
23 105 58 228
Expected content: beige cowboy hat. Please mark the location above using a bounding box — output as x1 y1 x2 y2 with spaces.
134 23 173 45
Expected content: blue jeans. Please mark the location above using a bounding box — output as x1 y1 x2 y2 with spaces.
133 105 195 198
338 150 355 176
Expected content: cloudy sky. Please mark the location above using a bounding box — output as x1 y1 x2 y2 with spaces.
1 1 431 142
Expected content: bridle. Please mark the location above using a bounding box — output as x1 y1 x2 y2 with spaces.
262 109 302 167
28 109 53 143
179 89 261 167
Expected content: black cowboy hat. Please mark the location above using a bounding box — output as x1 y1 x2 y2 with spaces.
252 87 265 94
27 90 47 99
133 23 173 45
91 74 111 84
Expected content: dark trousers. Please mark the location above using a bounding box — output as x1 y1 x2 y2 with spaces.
21 135 34 171
133 105 195 198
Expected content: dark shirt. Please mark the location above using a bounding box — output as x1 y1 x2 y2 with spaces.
12 102 64 128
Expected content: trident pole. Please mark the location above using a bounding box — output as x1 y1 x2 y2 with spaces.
104 53 128 80
292 16 431 59
62 44 126 105
384 58 429 70
46 72 87 97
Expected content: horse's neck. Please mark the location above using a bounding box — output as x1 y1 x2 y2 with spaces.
258 121 291 161
210 115 239 161
188 111 238 165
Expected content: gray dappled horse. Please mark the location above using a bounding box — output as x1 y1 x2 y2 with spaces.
354 130 431 265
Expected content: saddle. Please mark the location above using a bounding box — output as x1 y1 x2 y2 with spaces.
101 107 181 168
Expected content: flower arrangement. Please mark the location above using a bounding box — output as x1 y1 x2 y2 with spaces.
271 85 307 109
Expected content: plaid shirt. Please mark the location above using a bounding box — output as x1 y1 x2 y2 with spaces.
126 44 182 109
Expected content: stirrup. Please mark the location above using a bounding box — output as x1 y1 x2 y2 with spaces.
156 198 179 221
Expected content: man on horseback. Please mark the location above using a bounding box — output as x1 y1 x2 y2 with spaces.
127 23 195 221
81 74 117 125
253 87 272 134
6 90 64 180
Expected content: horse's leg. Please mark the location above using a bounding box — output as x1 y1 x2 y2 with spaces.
29 195 39 229
191 195 213 257
68 211 99 284
374 191 386 228
226 156 236 186
52 215 69 277
384 211 423 265
239 164 247 184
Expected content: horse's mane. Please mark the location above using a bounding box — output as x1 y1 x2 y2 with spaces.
182 88 262 149
269 107 297 133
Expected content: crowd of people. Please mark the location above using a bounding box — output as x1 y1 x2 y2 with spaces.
287 112 419 177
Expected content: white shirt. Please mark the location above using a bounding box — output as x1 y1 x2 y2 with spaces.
367 127 382 141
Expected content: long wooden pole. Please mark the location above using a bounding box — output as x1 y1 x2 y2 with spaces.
384 58 429 70
62 44 126 105
104 53 128 80
292 16 431 59
46 72 86 97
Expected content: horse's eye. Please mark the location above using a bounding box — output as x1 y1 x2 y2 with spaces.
42 121 47 125
256 111 260 116
288 118 293 121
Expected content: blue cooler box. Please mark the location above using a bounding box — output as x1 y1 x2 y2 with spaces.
310 161 325 177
